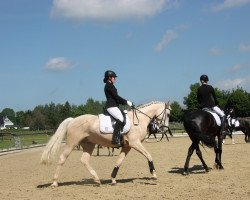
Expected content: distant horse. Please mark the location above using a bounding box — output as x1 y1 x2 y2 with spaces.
96 145 114 156
183 110 225 175
145 122 172 142
40 101 171 186
224 117 250 143
222 115 236 144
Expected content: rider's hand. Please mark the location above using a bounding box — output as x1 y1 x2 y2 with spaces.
127 101 133 107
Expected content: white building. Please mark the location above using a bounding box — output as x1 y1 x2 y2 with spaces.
0 116 14 129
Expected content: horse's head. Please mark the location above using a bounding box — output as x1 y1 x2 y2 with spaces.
137 101 171 126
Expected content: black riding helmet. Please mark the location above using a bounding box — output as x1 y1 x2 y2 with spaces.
103 70 117 83
200 74 209 82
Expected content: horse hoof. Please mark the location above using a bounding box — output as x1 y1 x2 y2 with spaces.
111 179 117 185
205 168 210 173
51 182 58 187
183 171 189 176
219 166 224 170
93 179 101 186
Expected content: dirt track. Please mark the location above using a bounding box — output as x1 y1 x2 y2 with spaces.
0 135 249 200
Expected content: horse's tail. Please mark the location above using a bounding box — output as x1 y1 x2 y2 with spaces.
40 117 74 165
198 134 215 148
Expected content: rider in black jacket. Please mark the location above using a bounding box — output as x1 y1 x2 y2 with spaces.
103 70 133 145
197 74 226 134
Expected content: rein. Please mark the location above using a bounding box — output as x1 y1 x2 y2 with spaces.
131 104 169 127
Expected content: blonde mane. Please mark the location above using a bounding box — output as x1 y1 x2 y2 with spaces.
136 101 166 109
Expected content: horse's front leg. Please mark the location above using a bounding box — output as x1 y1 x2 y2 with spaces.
131 141 157 180
111 146 131 185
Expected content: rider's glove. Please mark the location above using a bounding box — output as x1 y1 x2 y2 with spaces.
127 101 133 107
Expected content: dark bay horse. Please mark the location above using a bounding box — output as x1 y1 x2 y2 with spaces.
183 110 225 175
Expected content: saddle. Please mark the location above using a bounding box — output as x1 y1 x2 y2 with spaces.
202 108 221 126
99 110 131 134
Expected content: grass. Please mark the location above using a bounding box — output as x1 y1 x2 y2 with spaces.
0 131 52 150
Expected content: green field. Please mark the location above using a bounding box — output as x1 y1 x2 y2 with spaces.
0 130 53 150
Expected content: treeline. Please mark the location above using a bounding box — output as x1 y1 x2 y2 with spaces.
0 98 105 130
1 84 250 130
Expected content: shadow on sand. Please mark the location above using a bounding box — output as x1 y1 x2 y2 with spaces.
168 165 212 175
37 177 157 188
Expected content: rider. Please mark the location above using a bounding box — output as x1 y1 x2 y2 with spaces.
197 74 226 134
227 107 236 129
103 70 133 145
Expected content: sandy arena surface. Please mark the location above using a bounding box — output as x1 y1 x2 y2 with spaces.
0 135 249 200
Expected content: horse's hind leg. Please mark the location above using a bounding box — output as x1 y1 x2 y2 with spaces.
111 146 131 185
195 145 209 172
80 142 101 185
52 144 75 187
183 142 196 175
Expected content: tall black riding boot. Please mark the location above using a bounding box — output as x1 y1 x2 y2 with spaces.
220 116 227 135
112 120 122 145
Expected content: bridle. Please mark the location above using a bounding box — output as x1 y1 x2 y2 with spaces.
131 103 170 127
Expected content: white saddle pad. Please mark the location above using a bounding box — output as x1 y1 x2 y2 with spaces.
99 114 130 134
206 111 221 126
227 117 240 127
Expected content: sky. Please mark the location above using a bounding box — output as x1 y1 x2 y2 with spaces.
1 0 250 112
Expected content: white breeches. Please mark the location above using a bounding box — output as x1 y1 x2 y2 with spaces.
107 107 124 122
212 106 225 117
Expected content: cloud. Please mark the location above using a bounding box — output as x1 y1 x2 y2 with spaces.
154 30 179 52
51 0 178 22
211 0 250 12
210 47 222 56
239 42 250 52
228 63 250 72
45 57 74 72
216 76 250 90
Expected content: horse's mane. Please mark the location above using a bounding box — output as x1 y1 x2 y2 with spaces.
136 101 166 109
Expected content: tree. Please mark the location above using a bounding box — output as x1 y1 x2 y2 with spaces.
82 98 105 115
170 101 184 122
58 101 72 122
183 83 199 111
30 106 46 130
44 102 59 129
1 108 16 124
226 88 250 117
16 111 26 127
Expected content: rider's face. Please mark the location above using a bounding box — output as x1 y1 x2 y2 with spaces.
109 76 116 83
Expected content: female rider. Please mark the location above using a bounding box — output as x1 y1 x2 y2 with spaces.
103 70 133 145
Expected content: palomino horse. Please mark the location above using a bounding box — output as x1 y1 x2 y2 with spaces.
183 110 225 175
40 101 171 186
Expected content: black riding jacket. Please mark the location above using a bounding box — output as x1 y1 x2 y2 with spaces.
104 81 127 108
197 84 218 108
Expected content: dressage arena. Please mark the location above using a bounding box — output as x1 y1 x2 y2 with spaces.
0 135 249 200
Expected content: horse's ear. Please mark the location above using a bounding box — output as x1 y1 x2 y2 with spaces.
166 101 172 110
